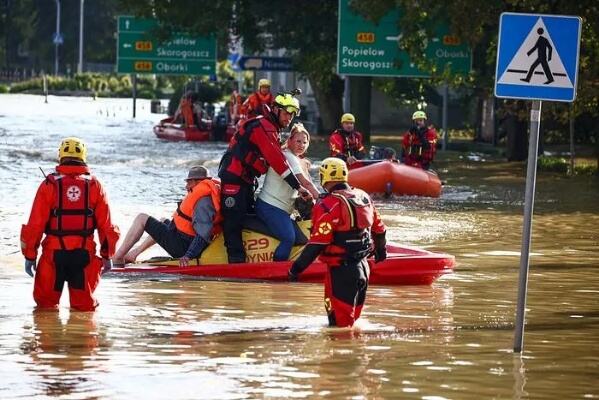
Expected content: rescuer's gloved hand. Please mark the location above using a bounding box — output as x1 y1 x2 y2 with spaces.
375 247 387 263
101 258 113 275
25 259 36 277
288 269 299 282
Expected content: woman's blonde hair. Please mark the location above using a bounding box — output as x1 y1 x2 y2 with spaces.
289 122 310 142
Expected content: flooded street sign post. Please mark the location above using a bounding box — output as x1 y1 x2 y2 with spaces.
494 12 582 353
116 16 217 118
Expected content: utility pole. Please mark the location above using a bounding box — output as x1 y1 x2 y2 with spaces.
54 0 61 75
77 0 84 74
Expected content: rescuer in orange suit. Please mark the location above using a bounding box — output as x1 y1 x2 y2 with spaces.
239 78 273 122
173 91 196 127
401 110 438 170
329 113 366 165
229 89 244 125
20 137 120 311
288 158 387 328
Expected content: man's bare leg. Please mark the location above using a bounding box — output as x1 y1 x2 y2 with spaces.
112 213 149 263
124 235 156 263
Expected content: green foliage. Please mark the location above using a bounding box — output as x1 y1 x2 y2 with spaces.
538 156 569 173
0 84 9 93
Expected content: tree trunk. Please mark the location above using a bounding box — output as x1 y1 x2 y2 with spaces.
307 72 344 135
349 76 372 143
504 112 528 161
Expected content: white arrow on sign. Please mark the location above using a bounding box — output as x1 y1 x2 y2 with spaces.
125 20 130 30
123 43 132 48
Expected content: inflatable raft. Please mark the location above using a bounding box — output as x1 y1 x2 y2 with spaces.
111 220 454 285
153 117 212 142
348 160 442 197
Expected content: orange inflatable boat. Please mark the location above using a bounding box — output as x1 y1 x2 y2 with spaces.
348 160 442 197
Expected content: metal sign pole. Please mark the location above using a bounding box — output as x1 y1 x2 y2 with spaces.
513 99 542 353
132 74 137 119
442 83 448 151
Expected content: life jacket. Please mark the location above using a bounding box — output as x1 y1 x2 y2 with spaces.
181 98 195 127
44 173 96 245
220 115 279 183
331 129 364 158
173 178 223 237
320 188 375 263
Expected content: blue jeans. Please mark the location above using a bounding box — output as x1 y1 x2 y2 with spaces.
255 198 295 261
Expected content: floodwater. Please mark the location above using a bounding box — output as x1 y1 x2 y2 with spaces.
0 94 598 399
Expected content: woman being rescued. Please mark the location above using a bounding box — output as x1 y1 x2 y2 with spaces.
255 123 321 261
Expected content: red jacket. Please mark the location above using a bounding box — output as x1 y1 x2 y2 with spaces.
240 91 273 119
329 129 366 160
20 164 120 261
401 126 438 169
220 114 300 189
309 185 385 264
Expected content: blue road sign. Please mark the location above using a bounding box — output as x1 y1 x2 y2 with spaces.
495 13 581 102
239 56 293 71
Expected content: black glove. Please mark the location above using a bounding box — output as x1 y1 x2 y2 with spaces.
373 232 387 263
288 269 299 282
375 247 387 263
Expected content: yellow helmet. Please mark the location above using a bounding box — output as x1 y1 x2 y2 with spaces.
412 110 427 120
274 93 301 117
319 157 348 186
58 137 87 163
258 78 271 88
341 113 355 124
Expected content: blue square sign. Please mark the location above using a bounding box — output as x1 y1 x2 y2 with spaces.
495 12 581 102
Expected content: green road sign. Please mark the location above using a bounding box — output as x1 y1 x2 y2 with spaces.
117 16 216 75
337 0 471 77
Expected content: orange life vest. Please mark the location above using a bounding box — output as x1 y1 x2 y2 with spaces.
172 179 223 237
44 173 96 240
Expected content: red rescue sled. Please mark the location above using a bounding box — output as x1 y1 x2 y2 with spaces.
348 160 442 197
110 242 454 286
153 117 212 142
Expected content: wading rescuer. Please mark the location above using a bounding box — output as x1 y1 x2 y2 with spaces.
239 79 273 122
401 110 438 170
218 91 312 263
329 113 366 165
20 137 120 311
288 158 387 327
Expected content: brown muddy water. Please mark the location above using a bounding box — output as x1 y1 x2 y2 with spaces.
0 94 598 399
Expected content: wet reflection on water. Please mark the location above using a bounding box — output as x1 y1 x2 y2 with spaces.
1 95 598 399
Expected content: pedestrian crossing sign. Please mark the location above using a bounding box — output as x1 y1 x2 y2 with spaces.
495 12 581 102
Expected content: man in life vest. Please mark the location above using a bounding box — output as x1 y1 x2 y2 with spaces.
20 137 120 311
329 113 367 165
112 166 222 267
218 92 312 263
173 91 196 127
288 158 387 328
401 110 438 170
229 89 244 125
239 78 273 122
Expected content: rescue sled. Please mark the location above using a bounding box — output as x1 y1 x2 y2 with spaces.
153 117 212 142
348 160 442 198
110 219 455 285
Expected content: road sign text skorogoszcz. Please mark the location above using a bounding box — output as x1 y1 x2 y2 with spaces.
117 16 216 75
337 0 471 77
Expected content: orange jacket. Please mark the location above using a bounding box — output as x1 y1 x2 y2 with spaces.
20 164 120 261
172 178 223 237
240 91 273 118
